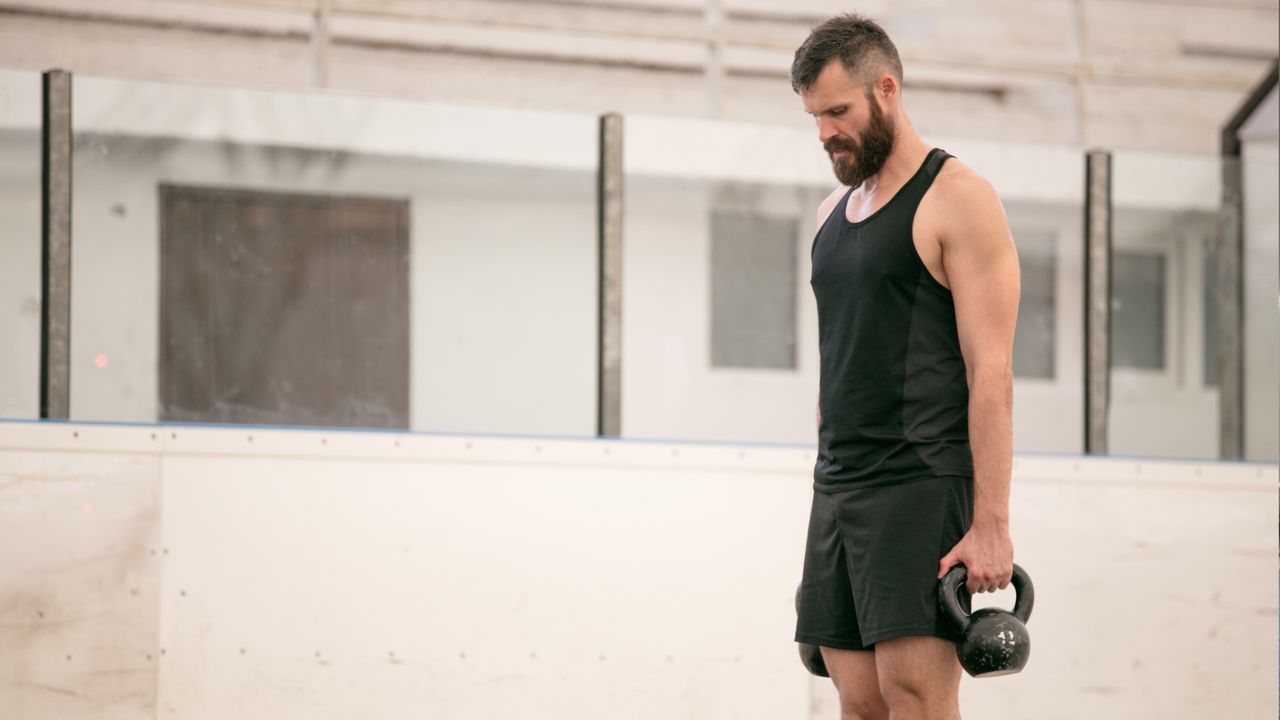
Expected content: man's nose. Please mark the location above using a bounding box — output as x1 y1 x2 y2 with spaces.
816 117 838 145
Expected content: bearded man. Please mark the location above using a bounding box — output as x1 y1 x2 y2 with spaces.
791 14 1022 720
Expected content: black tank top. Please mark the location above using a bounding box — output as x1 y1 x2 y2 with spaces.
811 148 972 489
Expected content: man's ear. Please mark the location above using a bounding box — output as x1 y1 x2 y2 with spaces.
876 73 898 101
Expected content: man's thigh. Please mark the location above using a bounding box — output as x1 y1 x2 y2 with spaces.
873 636 962 714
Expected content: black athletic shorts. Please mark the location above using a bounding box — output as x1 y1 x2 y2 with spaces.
794 475 974 650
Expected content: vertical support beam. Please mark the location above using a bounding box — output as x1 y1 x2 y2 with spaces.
1214 59 1275 460
312 0 333 88
1083 150 1112 455
41 69 73 420
597 113 624 438
703 0 725 118
1215 156 1244 460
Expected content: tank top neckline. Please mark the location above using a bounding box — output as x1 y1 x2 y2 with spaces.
837 147 945 229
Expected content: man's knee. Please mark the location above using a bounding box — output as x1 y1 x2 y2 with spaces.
835 688 888 720
877 672 929 710
878 672 962 718
874 637 962 717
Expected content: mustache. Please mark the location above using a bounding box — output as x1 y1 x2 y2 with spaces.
824 137 856 155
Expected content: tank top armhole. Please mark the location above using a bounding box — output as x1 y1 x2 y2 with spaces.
910 149 955 294
812 187 856 258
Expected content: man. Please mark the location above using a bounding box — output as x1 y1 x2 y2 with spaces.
791 14 1020 720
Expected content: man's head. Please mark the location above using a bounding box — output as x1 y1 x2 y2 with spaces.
792 15 904 188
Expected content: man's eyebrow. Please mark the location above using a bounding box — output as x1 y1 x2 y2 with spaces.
809 103 848 116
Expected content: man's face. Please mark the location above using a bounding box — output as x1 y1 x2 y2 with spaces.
801 60 897 188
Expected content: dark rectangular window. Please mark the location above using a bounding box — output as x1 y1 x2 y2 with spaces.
1111 252 1166 370
159 185 410 428
710 212 798 370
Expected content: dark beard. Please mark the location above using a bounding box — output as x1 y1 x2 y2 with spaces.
824 95 896 189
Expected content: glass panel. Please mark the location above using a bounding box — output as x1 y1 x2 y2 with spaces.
71 75 598 435
0 71 41 420
1002 195 1084 455
622 116 826 444
1109 150 1220 460
623 117 1084 451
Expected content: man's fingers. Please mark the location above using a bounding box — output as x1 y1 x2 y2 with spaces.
966 568 994 594
965 566 1014 594
937 549 960 579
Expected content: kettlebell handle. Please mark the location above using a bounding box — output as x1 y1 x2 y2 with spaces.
939 563 1034 626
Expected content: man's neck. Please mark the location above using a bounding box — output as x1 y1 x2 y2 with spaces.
860 135 932 196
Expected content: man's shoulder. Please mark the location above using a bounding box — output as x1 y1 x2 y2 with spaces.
919 156 1010 251
931 157 999 208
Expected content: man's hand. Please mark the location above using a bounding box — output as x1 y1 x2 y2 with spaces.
937 523 1014 594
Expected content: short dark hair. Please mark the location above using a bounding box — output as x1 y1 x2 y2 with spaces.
790 14 903 94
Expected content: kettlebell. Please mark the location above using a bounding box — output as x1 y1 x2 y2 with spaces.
938 563 1034 678
794 585 829 677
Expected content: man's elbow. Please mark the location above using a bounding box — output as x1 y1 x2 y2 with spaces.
965 359 1013 392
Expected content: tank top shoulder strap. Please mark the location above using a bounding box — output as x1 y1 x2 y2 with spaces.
894 148 951 211
923 147 951 179
816 186 856 236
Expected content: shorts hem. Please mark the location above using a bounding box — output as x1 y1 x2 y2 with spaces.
860 625 956 647
793 633 869 651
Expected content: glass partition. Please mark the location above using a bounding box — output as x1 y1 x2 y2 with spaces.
993 144 1086 456
70 75 599 435
1109 150 1221 460
621 117 1084 452
0 70 41 420
621 115 826 445
1240 125 1279 462
22 69 1256 457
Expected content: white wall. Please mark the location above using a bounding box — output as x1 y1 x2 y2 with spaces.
1 421 1276 719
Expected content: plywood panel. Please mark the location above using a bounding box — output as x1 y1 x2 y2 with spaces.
960 456 1278 719
150 438 814 719
0 445 161 719
0 423 1274 719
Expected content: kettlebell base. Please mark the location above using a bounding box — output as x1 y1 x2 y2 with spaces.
967 667 1023 679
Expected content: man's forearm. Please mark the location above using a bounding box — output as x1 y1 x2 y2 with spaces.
968 366 1013 529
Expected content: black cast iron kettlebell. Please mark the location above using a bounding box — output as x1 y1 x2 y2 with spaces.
938 563 1034 678
794 585 829 677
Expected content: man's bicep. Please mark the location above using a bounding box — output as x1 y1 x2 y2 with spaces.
943 181 1021 373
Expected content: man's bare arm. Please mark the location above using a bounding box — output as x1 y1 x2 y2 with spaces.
933 170 1021 595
